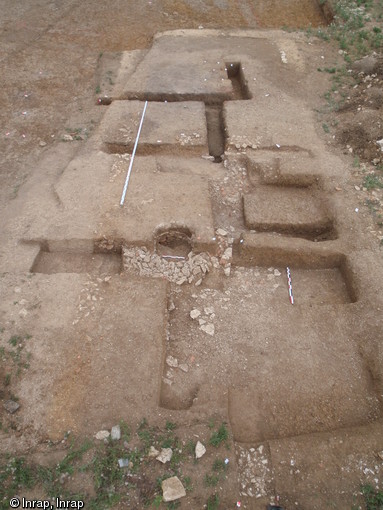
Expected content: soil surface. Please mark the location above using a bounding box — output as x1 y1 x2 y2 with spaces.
1 2 383 510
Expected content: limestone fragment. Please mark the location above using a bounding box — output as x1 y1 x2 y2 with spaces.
156 448 173 464
166 355 178 368
195 441 206 459
162 476 186 502
95 430 110 440
200 323 215 336
149 446 160 458
111 425 121 441
3 400 20 414
190 309 201 319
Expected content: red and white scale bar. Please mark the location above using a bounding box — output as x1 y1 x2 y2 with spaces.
286 267 294 305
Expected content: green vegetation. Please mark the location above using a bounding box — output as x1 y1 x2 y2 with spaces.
363 173 383 189
361 484 383 509
209 422 229 448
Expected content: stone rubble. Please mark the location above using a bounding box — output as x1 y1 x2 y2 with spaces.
123 246 212 285
236 444 273 499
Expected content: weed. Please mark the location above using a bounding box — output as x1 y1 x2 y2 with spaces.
361 484 383 509
212 458 228 473
183 476 193 492
185 439 196 456
207 494 219 510
353 156 360 167
4 374 10 386
95 84 101 94
363 174 383 189
322 123 330 133
204 473 220 487
165 421 176 431
209 423 229 448
152 495 162 508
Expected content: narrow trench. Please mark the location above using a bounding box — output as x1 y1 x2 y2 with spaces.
205 104 225 163
225 61 252 100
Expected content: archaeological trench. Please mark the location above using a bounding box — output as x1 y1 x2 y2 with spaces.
1 22 383 510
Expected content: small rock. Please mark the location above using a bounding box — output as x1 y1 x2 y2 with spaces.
190 309 201 319
216 228 228 236
166 355 178 368
195 441 206 459
162 476 186 502
195 279 202 286
111 425 121 441
221 247 233 260
223 265 231 277
156 448 173 464
148 446 160 458
200 323 215 336
273 269 281 277
3 400 20 414
39 140 47 147
168 300 176 312
62 134 73 142
199 318 206 326
204 306 214 315
179 363 189 373
118 458 130 468
95 430 110 440
176 277 187 285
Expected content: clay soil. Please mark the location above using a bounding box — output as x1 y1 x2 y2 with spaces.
1 1 383 510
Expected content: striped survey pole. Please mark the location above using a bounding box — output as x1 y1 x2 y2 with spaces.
286 267 294 305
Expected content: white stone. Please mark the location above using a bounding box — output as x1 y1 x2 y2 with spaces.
224 266 231 277
166 355 178 368
148 446 160 458
156 448 173 464
95 430 110 440
200 323 215 336
190 309 201 319
179 363 189 373
216 228 228 236
204 306 215 315
195 441 206 459
273 269 281 277
162 476 186 502
111 425 121 440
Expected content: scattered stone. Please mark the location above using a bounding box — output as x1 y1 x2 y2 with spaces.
3 400 20 414
190 309 201 319
204 306 215 315
179 363 189 373
273 269 281 277
195 279 202 286
118 458 130 468
162 476 186 502
149 446 160 458
166 355 178 368
221 247 233 260
95 430 110 440
200 323 215 336
216 228 228 236
195 441 206 459
199 318 206 326
39 140 47 147
168 299 176 312
111 425 121 441
62 134 73 142
163 377 173 386
156 448 173 464
224 265 231 277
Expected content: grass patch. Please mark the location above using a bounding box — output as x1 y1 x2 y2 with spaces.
361 484 383 509
209 423 229 448
363 174 383 189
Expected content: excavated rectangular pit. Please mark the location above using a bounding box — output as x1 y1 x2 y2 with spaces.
32 250 122 274
160 263 379 442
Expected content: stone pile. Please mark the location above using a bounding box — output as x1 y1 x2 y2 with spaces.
122 246 213 285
